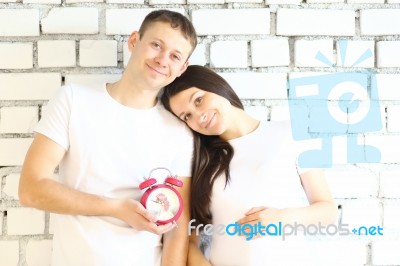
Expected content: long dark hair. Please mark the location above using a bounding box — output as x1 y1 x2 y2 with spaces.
161 65 244 226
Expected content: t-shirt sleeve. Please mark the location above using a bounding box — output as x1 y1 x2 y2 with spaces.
34 85 73 150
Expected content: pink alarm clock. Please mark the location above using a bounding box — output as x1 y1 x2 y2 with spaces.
139 167 183 225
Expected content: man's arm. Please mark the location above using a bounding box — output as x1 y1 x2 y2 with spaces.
19 133 174 234
160 176 191 266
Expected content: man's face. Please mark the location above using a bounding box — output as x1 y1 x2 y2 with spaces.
127 21 193 91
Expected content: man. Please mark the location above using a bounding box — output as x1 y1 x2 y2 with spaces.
19 10 197 266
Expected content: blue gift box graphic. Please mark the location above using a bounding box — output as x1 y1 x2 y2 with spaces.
288 41 382 168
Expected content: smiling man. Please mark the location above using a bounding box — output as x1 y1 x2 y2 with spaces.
19 10 197 266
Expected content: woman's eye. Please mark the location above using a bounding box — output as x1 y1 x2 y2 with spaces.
183 114 191 121
194 97 202 105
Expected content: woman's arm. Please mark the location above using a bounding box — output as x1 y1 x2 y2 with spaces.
161 176 191 266
188 232 212 266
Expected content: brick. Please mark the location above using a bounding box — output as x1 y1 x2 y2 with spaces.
336 40 374 68
341 199 381 229
106 8 185 35
189 44 207 66
65 74 121 87
360 9 400 36
375 74 400 101
383 205 400 233
0 73 61 100
0 42 33 69
38 40 76 68
388 0 400 2
7 208 45 235
49 213 56 234
24 0 61 3
387 106 400 132
149 0 184 3
307 0 343 2
371 240 400 265
26 240 52 266
0 213 2 235
79 40 118 67
270 104 291 121
188 0 223 3
380 170 400 198
324 168 377 198
0 107 39 134
0 9 39 36
0 138 33 166
0 241 19 266
41 8 98 34
294 39 334 67
348 0 383 2
193 9 270 35
219 72 287 99
210 41 247 68
67 0 102 2
244 106 269 121
365 135 400 163
107 0 142 3
377 41 400 68
4 173 20 200
277 9 355 36
266 0 301 3
251 39 289 67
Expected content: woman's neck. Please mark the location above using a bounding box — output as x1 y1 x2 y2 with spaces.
220 108 260 141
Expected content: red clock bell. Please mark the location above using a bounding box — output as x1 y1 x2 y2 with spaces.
139 167 183 225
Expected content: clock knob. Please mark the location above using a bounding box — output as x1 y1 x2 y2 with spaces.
165 177 183 187
139 178 157 190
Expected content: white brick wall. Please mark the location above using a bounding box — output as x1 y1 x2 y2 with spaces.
1 2 400 266
38 40 76 68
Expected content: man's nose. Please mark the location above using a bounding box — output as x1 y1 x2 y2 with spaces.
155 51 168 66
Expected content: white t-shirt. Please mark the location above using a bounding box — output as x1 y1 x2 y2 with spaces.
208 120 312 266
35 83 193 266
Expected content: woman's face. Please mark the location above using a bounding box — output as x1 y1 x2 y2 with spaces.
169 87 232 136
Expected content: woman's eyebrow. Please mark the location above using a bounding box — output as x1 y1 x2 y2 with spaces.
177 91 197 119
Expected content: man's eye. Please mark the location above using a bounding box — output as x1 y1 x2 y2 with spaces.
172 54 181 61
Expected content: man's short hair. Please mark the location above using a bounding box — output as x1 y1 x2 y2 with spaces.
139 9 198 54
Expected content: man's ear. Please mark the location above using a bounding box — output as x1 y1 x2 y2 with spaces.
128 31 139 52
177 61 189 77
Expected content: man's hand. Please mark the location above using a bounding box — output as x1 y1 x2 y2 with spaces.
113 198 176 234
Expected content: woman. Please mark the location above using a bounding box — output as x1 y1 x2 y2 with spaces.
161 65 338 266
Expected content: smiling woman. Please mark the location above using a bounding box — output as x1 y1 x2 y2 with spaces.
160 65 338 266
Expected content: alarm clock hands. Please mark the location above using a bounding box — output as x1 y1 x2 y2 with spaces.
113 198 176 235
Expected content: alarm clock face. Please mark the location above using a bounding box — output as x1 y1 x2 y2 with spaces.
145 186 182 223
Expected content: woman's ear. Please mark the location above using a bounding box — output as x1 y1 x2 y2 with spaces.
128 31 139 52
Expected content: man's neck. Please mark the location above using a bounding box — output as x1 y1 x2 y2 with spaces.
106 81 160 109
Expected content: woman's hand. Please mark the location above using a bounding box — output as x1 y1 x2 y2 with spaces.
236 206 282 240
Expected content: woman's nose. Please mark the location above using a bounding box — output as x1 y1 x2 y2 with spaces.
197 112 207 123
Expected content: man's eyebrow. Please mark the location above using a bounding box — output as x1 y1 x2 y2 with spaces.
178 91 197 119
